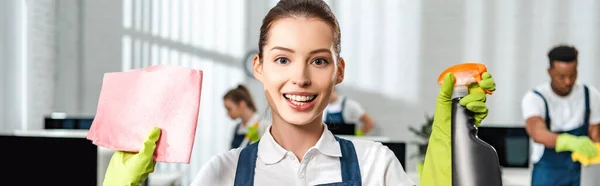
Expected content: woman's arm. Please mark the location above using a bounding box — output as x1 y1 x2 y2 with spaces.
190 150 240 185
359 113 375 134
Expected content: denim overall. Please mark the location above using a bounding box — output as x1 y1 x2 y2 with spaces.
232 137 362 186
531 85 590 186
231 123 246 149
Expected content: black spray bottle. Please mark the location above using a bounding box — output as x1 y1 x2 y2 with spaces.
439 63 503 186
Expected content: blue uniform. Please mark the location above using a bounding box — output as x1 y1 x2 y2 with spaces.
232 137 362 186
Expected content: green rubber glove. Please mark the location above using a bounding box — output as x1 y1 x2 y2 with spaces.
420 72 496 186
556 133 598 158
355 129 365 136
103 127 161 186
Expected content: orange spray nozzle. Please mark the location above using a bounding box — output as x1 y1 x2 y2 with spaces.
437 62 493 95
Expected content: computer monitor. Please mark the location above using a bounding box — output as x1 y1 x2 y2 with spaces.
44 117 94 129
0 135 98 185
326 123 356 135
477 126 530 168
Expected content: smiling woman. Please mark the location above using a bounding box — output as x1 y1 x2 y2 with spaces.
189 0 415 185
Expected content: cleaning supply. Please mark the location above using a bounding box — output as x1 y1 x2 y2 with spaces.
437 62 503 186
573 143 600 166
419 70 496 186
87 64 203 163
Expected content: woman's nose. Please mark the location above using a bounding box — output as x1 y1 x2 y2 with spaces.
292 79 311 87
290 63 311 87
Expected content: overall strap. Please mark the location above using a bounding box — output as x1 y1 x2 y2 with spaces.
233 141 260 186
335 136 362 185
584 85 590 127
532 90 551 129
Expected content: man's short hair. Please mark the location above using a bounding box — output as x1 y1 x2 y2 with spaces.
548 45 578 67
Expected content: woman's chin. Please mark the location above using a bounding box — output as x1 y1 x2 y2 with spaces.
283 115 316 126
277 110 320 126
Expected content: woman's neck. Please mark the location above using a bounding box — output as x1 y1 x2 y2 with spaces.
240 109 255 126
270 113 324 161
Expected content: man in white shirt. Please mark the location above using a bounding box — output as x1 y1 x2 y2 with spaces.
521 45 600 186
322 89 375 136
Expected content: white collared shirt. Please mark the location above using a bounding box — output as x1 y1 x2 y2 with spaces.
191 125 415 186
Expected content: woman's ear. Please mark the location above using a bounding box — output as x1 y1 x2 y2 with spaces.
253 54 263 82
239 101 248 109
336 58 345 84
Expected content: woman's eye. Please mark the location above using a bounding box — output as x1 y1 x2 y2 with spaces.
312 58 328 66
275 57 289 64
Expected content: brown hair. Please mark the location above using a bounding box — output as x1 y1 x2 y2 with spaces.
258 0 341 60
223 85 257 112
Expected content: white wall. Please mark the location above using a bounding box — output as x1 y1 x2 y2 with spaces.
0 0 8 131
0 0 57 132
27 0 57 130
53 0 123 116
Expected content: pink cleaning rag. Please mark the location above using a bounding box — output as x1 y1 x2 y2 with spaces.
87 64 203 163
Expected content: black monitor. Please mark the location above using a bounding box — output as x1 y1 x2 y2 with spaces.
45 117 94 129
477 126 530 168
0 135 98 185
382 142 407 170
326 123 356 135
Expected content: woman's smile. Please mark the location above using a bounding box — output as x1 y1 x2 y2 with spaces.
282 92 318 111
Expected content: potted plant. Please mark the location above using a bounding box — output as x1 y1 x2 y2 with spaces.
408 114 434 176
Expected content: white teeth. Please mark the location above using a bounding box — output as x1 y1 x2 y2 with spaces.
284 94 316 102
290 100 307 106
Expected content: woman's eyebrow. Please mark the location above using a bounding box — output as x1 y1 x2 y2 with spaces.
271 46 294 53
270 46 332 55
310 48 332 55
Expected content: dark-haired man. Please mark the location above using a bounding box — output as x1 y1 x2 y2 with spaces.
522 45 600 186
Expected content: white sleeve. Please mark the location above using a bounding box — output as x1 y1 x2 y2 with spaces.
190 150 240 186
587 85 600 125
343 99 366 123
521 91 546 120
382 147 416 186
354 141 416 186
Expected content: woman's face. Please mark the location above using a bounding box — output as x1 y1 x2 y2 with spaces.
224 99 242 120
253 17 344 126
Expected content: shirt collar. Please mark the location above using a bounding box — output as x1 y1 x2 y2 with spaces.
314 124 342 157
257 124 342 165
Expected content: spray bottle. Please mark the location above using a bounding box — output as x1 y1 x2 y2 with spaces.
437 62 503 186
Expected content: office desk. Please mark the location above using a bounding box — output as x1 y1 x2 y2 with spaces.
0 130 99 186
